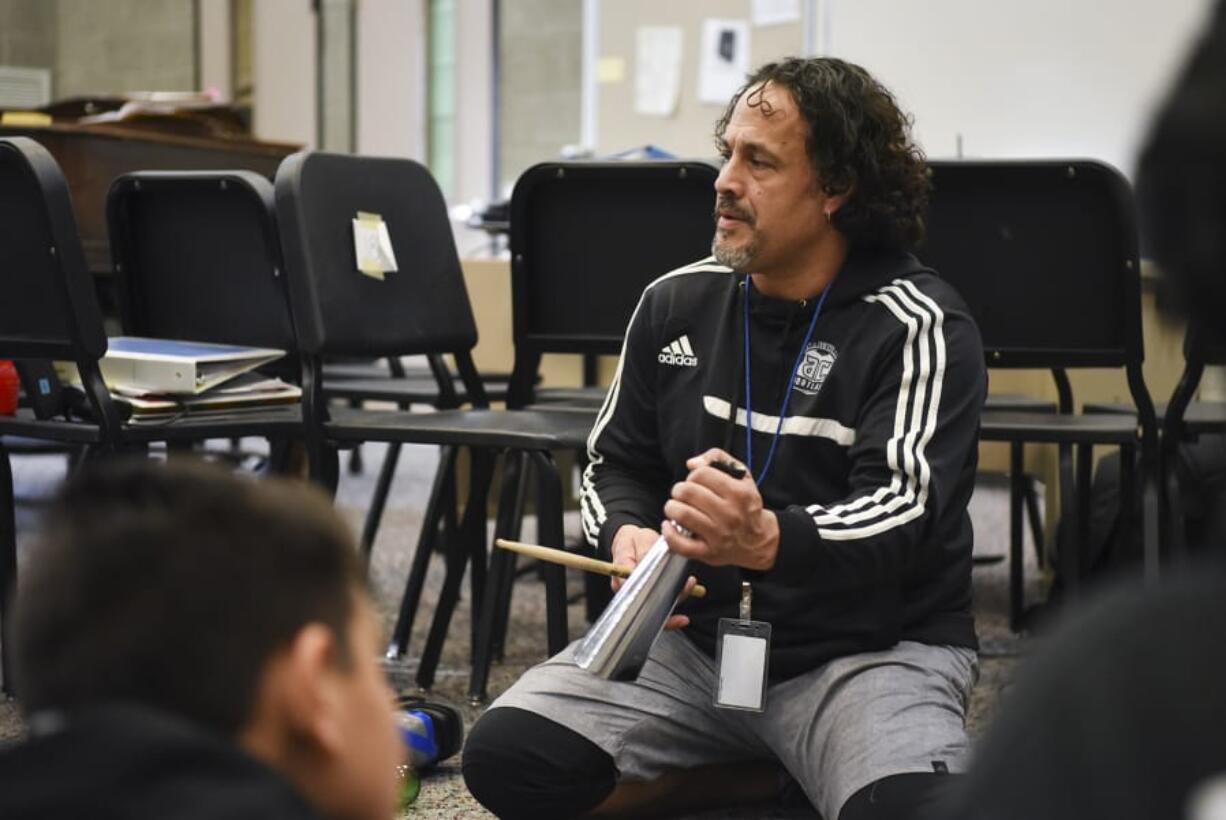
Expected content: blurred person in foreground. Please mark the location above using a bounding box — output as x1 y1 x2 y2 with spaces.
0 459 403 820
939 3 1226 819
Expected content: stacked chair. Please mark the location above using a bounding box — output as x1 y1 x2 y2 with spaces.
467 160 719 701
323 350 516 555
921 159 1160 630
1 138 723 704
273 151 600 692
0 137 302 690
1084 324 1226 555
105 168 304 466
1151 331 1226 553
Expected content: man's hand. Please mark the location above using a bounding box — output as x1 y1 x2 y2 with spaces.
610 524 695 630
661 447 780 571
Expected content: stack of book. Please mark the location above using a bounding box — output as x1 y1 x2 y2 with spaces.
100 337 301 424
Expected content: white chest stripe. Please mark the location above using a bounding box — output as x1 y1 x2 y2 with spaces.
702 395 856 447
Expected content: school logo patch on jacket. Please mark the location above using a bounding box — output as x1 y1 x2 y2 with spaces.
794 341 837 395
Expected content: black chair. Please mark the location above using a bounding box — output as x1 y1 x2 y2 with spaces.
921 159 1160 630
506 161 719 408
274 151 596 693
1086 325 1226 554
1159 330 1226 551
463 161 721 700
0 138 302 690
105 170 309 470
322 352 520 547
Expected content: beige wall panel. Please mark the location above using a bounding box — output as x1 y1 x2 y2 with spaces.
597 0 803 158
499 0 582 191
55 0 195 97
0 0 56 73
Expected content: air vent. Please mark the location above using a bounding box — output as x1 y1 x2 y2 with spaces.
0 66 52 109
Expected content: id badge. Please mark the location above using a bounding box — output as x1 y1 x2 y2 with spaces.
714 616 771 712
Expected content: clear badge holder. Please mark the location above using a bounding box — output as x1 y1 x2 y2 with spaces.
714 582 770 712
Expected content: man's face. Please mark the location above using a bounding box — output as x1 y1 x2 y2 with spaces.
325 599 403 820
713 82 836 275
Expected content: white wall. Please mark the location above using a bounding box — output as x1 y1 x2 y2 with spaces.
822 0 1214 175
357 0 426 159
253 0 316 147
454 0 494 204
198 0 230 100
214 1 1221 186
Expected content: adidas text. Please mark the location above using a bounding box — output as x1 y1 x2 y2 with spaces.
658 351 698 367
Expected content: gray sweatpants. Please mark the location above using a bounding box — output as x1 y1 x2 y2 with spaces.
491 630 978 820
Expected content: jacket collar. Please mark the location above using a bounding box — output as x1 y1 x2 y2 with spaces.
728 246 931 316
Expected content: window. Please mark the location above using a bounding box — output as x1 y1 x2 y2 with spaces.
427 0 457 199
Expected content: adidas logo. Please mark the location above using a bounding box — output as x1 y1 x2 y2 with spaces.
658 334 698 367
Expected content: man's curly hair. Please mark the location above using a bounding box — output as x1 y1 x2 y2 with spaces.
715 57 930 250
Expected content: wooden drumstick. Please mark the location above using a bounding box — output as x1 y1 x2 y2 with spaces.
494 538 707 598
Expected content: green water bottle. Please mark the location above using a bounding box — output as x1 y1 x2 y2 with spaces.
398 763 421 810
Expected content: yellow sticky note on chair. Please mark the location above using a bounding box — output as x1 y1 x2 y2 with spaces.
1 111 52 128
352 211 399 280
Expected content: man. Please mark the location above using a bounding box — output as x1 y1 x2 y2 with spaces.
0 459 403 820
464 57 985 820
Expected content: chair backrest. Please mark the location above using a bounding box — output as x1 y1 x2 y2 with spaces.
509 161 719 357
274 151 477 359
1185 322 1226 368
920 159 1143 370
0 137 105 363
107 171 297 356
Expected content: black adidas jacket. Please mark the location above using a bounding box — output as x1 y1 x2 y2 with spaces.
580 248 986 681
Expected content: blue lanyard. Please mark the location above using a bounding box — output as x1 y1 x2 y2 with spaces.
742 275 834 486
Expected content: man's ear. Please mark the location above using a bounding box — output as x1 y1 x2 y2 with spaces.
823 184 854 220
274 623 350 757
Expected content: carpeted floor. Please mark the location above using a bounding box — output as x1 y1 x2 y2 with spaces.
1 441 1045 818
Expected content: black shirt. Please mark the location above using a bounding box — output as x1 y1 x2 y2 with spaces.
0 704 322 820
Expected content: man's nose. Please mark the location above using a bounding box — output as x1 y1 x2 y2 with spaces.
714 157 742 199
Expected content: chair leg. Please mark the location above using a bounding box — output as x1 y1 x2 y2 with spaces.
469 451 529 704
1068 443 1094 599
1009 443 1025 631
166 440 194 458
1120 444 1139 565
387 446 456 658
1141 449 1162 586
1156 436 1186 561
360 442 402 561
1055 442 1078 600
467 471 492 659
416 448 495 690
347 398 364 475
529 450 569 655
493 455 532 662
66 444 88 472
0 441 16 695
1022 476 1046 569
307 438 341 497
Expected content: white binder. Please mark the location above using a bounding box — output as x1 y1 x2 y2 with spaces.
99 337 286 396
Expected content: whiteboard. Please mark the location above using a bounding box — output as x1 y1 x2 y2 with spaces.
823 0 1214 176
